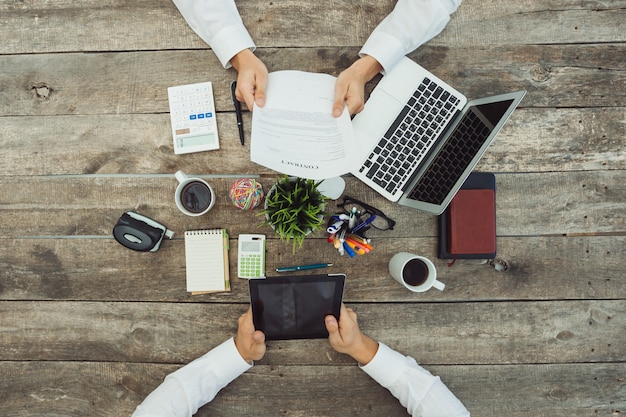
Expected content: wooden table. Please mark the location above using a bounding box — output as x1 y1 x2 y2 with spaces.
1 1 624 415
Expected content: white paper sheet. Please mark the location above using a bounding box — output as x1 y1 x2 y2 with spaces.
250 71 356 180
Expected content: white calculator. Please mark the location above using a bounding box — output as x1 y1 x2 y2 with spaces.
237 234 266 279
167 81 220 154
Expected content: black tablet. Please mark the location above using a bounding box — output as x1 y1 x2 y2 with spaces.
249 274 345 340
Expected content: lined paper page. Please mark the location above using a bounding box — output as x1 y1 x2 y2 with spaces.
184 229 228 293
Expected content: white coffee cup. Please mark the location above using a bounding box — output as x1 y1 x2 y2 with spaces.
388 252 445 292
174 170 215 216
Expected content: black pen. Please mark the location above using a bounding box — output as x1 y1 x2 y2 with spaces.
230 80 245 146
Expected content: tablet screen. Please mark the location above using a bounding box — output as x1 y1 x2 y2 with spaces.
249 274 345 340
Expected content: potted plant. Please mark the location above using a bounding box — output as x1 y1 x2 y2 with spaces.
261 176 328 252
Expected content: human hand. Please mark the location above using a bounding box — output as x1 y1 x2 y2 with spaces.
325 304 379 365
234 307 266 363
230 49 268 111
332 55 383 118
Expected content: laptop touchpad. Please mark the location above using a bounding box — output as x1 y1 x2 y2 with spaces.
353 88 402 139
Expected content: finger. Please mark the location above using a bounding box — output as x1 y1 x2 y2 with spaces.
241 89 256 112
344 86 365 115
254 73 268 108
332 78 348 117
346 98 364 116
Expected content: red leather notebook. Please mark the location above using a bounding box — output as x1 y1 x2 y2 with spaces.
447 189 496 255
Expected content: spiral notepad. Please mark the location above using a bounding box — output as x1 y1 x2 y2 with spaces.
184 229 230 294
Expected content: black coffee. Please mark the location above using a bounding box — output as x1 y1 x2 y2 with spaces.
402 259 429 286
181 181 212 213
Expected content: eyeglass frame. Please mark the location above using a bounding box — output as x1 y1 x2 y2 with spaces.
336 195 396 231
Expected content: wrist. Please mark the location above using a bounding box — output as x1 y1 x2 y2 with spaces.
351 55 383 83
230 48 255 72
351 336 379 365
233 335 252 364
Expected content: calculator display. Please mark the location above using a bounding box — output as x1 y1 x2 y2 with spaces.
242 241 260 252
177 133 216 149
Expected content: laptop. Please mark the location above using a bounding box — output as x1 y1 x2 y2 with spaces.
351 57 525 215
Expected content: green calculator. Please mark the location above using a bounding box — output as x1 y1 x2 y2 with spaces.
237 234 266 278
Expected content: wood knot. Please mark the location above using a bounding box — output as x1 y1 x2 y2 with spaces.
30 82 52 99
547 385 570 401
531 64 552 82
131 327 154 344
120 375 142 394
487 258 509 272
556 330 575 341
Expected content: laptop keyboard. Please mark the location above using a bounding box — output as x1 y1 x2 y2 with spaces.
358 77 462 195
407 109 491 205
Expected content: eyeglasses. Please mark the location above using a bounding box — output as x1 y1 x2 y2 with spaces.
336 196 396 231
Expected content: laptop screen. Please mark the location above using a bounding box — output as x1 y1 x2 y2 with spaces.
405 98 516 206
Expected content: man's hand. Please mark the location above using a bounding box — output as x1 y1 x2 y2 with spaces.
230 49 268 111
325 304 379 365
333 55 383 117
234 307 266 363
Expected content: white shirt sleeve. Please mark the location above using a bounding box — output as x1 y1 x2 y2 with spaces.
171 0 256 68
131 337 253 417
172 0 460 72
360 342 470 417
359 0 462 73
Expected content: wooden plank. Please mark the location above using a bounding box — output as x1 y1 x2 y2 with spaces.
0 235 624 302
1 0 624 54
0 172 623 238
1 44 625 117
1 107 624 176
0 1 623 417
0 301 623 364
0 361 623 417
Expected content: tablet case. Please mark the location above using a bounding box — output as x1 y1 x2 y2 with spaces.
249 274 345 340
438 172 496 260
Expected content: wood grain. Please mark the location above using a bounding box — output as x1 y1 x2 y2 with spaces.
0 361 623 417
2 44 625 118
0 301 623 365
0 173 624 237
1 0 625 54
0 0 624 415
1 107 624 176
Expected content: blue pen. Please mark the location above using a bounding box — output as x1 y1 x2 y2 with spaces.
352 214 377 233
276 263 333 272
342 242 355 258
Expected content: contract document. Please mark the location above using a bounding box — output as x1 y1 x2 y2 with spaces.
250 71 356 180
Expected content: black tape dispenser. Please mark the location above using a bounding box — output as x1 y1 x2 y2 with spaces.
113 212 174 252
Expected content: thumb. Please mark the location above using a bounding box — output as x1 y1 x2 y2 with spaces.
254 76 267 108
325 315 339 335
332 79 347 118
332 100 344 118
253 330 265 344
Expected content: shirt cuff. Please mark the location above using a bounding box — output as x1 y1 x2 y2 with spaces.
201 337 254 381
359 342 407 387
166 337 252 395
359 32 406 75
210 25 256 69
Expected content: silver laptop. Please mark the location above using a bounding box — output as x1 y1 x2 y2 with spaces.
351 57 525 215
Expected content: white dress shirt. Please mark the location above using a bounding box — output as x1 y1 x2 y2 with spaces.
132 338 470 417
171 0 461 72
